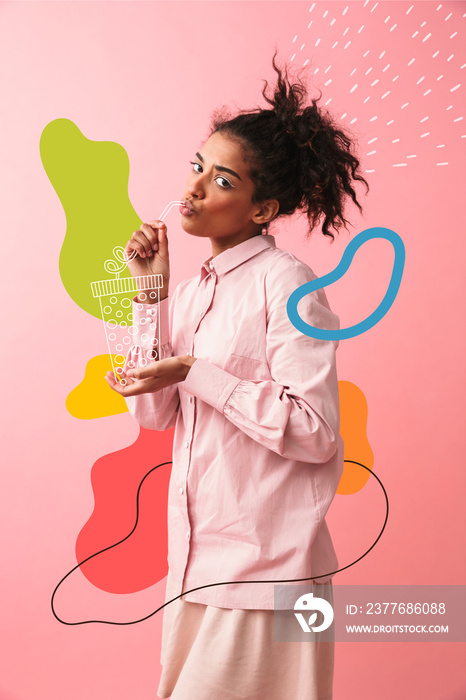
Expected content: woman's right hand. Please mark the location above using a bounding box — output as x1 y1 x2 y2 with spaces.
125 221 170 293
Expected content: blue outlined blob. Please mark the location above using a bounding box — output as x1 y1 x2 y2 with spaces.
286 227 405 340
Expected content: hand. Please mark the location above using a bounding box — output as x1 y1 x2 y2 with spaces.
125 220 170 290
105 356 197 396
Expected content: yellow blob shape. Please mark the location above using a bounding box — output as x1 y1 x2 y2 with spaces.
337 380 374 495
66 355 128 419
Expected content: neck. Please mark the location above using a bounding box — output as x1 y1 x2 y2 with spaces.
210 231 263 258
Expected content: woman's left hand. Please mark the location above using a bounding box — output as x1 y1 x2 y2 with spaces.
105 355 197 396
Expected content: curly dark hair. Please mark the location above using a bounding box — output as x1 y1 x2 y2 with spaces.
208 51 369 240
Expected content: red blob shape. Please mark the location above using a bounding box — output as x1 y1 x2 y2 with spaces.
76 426 174 593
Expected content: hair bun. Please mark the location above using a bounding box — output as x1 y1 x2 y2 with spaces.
208 49 369 240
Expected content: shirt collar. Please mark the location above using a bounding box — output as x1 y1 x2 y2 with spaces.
199 234 276 284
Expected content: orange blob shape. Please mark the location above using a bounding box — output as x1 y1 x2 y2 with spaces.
337 380 374 495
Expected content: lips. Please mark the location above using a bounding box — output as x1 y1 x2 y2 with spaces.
179 199 197 217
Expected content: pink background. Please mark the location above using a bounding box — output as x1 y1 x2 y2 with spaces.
1 1 465 699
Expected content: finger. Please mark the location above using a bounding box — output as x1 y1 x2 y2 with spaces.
113 376 157 397
147 220 169 256
105 370 124 393
127 364 159 381
125 233 146 258
127 230 152 258
134 228 155 258
140 223 161 254
105 370 116 384
105 370 137 393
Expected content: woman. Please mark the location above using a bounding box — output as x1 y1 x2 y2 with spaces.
106 53 368 700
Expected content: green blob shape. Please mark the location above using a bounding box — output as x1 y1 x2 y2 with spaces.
40 118 141 321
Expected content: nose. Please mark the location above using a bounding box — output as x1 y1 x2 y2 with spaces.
186 173 206 200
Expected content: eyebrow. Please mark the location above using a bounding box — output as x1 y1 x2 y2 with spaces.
195 152 242 181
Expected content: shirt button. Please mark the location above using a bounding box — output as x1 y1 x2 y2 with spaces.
179 487 184 494
186 532 190 540
188 396 194 403
185 441 190 449
209 261 214 271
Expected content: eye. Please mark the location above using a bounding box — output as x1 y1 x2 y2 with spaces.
215 175 233 189
189 161 203 173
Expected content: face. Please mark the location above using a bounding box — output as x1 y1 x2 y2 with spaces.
180 131 278 256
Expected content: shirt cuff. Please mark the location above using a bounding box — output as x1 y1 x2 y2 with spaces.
158 297 170 346
183 358 242 413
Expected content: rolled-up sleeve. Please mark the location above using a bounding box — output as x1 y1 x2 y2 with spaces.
183 261 341 463
124 294 180 431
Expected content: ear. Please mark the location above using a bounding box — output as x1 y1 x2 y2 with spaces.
252 199 280 225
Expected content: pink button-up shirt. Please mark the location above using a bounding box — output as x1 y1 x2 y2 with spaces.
124 233 344 610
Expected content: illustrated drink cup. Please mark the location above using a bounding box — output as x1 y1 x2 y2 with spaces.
91 258 164 385
91 202 184 385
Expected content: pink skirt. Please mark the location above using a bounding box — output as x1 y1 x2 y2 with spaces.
157 572 334 700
